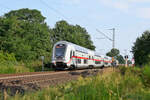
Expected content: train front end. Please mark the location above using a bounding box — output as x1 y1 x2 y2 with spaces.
51 43 68 70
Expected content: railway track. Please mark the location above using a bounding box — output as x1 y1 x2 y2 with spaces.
0 68 107 97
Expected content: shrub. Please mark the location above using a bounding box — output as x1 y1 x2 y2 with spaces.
0 51 17 66
140 65 150 87
0 65 30 74
0 51 31 74
118 66 127 75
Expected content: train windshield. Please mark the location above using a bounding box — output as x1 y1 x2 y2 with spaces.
55 44 66 57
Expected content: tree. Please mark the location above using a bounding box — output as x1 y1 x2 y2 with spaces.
106 48 120 57
127 60 132 65
52 20 95 50
4 8 45 23
106 48 125 64
0 8 96 63
0 9 52 62
117 55 125 64
132 31 150 66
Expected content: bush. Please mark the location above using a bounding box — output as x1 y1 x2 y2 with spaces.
24 60 53 72
0 51 31 74
118 66 127 75
0 65 30 74
140 65 150 87
0 51 17 66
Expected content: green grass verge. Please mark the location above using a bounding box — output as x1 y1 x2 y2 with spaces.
0 65 30 74
5 66 150 100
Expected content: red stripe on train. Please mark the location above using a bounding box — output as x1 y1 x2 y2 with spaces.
67 56 112 64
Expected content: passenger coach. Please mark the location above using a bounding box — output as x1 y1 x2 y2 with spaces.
51 41 112 70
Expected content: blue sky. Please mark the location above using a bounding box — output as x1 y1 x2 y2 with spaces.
1 0 150 58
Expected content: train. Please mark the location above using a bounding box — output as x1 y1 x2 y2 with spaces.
51 41 113 70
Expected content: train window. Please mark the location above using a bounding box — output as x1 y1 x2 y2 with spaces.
70 51 72 58
76 59 78 63
95 61 101 64
78 59 81 64
105 62 108 65
99 61 101 64
84 59 87 64
55 44 66 57
73 51 75 56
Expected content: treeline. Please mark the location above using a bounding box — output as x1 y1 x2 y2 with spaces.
0 8 95 64
132 31 150 66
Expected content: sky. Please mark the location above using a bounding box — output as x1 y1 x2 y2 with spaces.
1 0 150 58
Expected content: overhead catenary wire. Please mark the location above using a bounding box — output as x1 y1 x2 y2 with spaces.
39 0 72 22
96 29 113 41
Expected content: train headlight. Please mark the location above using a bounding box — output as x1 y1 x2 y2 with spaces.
62 58 65 60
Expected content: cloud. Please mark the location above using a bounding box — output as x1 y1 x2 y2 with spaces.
137 8 150 19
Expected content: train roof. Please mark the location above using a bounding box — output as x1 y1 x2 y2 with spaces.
55 41 94 54
94 52 104 57
55 41 107 57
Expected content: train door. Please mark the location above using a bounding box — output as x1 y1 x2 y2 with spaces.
88 55 93 67
69 50 77 68
72 51 77 68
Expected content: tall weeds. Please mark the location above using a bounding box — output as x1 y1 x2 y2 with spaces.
6 66 150 100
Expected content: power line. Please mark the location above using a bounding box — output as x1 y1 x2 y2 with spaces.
96 28 116 49
39 0 71 22
95 37 105 39
96 29 113 41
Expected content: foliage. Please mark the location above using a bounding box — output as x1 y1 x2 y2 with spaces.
127 60 132 65
106 48 120 57
6 67 150 100
132 30 150 66
117 55 125 64
0 65 30 74
141 65 150 87
25 60 53 72
0 51 31 74
106 48 125 64
4 8 45 23
0 51 17 66
0 9 95 65
119 65 150 88
52 20 95 50
0 8 52 62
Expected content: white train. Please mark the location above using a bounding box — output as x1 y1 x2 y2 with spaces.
51 41 112 70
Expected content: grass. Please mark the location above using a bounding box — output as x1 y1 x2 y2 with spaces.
4 65 150 100
0 51 53 74
0 65 30 74
0 51 32 74
0 60 53 74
